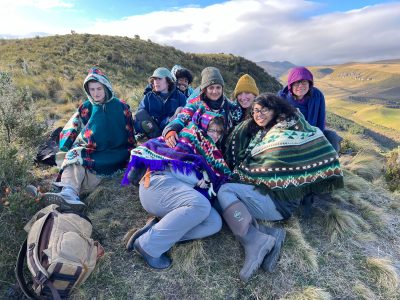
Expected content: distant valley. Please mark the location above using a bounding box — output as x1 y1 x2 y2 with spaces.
308 60 400 145
256 60 295 79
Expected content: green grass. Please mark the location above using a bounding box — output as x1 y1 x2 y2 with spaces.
3 140 400 299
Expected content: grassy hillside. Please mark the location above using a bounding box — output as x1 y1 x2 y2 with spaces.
280 61 400 146
0 33 281 103
1 133 399 299
1 36 399 299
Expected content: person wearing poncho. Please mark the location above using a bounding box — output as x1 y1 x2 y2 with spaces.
42 67 135 209
163 66 242 149
122 110 230 269
218 93 344 282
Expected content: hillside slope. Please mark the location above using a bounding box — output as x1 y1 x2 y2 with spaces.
0 34 281 103
1 136 399 299
256 60 296 80
279 61 400 146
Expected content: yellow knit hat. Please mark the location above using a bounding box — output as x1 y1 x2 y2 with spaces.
233 74 259 99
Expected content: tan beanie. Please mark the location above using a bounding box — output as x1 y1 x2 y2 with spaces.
233 74 259 99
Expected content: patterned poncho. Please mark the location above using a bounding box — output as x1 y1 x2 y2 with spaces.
225 114 344 200
122 109 231 195
58 68 136 175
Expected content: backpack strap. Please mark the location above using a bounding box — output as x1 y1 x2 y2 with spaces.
15 238 62 300
15 238 38 300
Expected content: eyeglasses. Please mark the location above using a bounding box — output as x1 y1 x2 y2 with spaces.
207 129 224 135
292 80 309 87
252 108 271 115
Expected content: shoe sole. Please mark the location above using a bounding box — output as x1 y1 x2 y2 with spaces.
262 230 286 273
126 218 158 252
42 193 86 211
239 237 275 282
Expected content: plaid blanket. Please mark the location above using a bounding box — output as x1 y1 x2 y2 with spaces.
122 110 231 193
225 114 344 200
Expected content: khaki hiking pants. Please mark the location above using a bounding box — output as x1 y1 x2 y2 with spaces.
55 164 102 195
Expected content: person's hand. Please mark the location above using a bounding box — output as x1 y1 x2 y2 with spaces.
196 178 210 189
165 131 178 148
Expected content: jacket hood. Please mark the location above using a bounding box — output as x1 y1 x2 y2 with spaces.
83 67 114 104
287 67 313 89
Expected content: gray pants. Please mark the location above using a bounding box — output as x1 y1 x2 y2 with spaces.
217 183 283 221
138 172 222 257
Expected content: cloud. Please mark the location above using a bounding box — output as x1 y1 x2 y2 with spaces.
1 0 399 65
82 0 400 65
0 0 75 35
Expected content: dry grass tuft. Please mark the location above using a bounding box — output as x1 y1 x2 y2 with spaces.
324 207 369 241
172 240 209 275
365 257 399 295
344 171 370 192
352 281 377 300
85 184 114 208
283 219 319 272
283 286 332 300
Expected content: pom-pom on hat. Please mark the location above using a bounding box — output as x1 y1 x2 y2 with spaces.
233 74 259 99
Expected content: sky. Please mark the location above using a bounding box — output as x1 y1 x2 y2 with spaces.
0 0 399 65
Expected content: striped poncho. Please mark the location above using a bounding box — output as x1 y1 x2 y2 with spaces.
122 110 231 195
225 114 344 200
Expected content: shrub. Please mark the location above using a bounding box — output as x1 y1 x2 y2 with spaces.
0 72 47 146
385 148 400 191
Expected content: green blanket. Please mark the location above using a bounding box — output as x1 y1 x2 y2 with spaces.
225 114 344 200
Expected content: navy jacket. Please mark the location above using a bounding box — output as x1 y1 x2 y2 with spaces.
278 86 326 131
134 86 187 133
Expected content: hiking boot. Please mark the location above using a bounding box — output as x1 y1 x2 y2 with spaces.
133 239 171 270
126 216 158 252
238 225 275 282
42 187 85 211
25 185 39 198
259 225 286 273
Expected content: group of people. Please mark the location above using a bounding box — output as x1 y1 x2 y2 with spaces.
40 64 344 282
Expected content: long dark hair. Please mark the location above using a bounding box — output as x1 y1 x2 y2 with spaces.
248 92 298 133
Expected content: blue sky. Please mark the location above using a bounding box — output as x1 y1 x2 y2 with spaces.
1 0 399 65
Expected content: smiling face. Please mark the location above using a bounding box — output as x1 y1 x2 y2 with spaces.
207 122 224 143
291 80 310 100
177 77 189 92
237 92 256 109
88 81 106 103
205 84 223 101
252 103 275 127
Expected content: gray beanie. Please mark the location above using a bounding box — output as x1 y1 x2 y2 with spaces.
200 67 224 90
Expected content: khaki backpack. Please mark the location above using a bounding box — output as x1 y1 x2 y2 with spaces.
16 204 103 299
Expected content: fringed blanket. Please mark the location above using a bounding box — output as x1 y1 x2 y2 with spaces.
122 110 231 194
225 114 343 200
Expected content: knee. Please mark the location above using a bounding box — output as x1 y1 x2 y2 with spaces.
191 197 212 219
208 209 223 234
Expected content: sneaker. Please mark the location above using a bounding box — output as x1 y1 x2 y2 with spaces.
42 187 86 210
25 185 39 198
